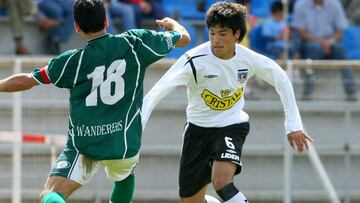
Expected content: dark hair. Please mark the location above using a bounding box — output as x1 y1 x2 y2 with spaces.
206 2 247 43
73 0 106 33
271 1 283 14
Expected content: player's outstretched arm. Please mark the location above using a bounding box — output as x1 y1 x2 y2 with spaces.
155 17 191 47
287 131 314 153
0 73 39 92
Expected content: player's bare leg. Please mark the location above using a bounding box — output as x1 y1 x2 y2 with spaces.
181 185 208 203
212 161 248 203
212 160 236 190
40 176 81 202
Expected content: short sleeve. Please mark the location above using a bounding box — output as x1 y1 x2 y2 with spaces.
32 65 51 85
128 29 181 53
123 29 181 65
31 49 81 88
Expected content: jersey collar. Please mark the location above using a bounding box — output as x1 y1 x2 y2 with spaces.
208 43 238 62
87 33 110 44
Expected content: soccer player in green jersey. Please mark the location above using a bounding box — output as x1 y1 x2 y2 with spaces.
0 0 190 202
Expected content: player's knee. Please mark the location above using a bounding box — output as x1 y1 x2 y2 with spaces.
41 176 81 199
212 175 232 191
215 182 239 202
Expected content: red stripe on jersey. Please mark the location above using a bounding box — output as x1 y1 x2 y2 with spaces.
39 66 51 84
22 134 46 144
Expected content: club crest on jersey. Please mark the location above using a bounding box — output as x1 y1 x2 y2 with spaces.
55 161 71 169
237 69 248 83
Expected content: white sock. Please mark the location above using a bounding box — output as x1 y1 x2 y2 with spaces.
224 191 248 203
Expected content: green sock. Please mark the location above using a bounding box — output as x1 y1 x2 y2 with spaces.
42 191 66 203
110 174 135 203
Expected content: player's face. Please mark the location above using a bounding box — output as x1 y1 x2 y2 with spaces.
209 25 239 60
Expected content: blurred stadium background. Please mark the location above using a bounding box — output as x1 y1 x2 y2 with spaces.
1 0 360 203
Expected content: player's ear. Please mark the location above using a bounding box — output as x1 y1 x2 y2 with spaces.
74 22 81 33
234 30 240 41
104 16 109 29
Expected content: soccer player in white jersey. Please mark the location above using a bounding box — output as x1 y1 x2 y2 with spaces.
0 0 190 202
142 2 313 203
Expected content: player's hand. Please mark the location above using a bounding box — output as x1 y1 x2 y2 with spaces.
156 17 191 47
287 131 313 153
155 17 178 31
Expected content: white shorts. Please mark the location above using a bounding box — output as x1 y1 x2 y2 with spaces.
50 148 139 185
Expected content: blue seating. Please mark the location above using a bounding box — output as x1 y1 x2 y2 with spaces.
162 0 236 20
248 24 276 59
250 0 280 18
343 25 360 59
0 9 6 17
203 27 209 42
204 0 222 9
162 0 204 20
249 25 267 53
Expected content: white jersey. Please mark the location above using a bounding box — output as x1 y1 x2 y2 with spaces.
142 42 303 134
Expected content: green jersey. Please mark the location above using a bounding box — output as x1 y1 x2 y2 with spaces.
32 29 181 160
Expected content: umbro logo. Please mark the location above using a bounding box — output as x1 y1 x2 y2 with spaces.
204 74 218 78
226 149 237 154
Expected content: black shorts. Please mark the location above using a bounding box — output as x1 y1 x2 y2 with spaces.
179 122 250 197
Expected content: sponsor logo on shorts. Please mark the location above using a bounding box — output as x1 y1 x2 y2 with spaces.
55 161 71 169
221 153 240 162
226 149 237 154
